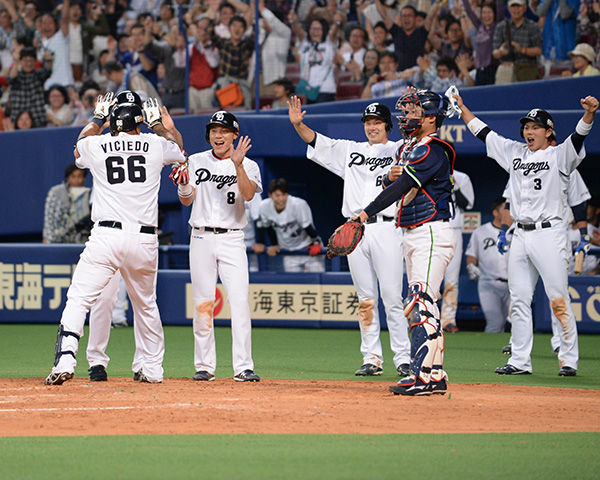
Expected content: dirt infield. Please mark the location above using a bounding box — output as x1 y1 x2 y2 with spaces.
1 378 598 436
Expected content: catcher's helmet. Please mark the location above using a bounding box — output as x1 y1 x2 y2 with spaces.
395 90 449 138
519 108 554 138
361 102 393 133
115 90 142 107
205 110 239 143
110 102 143 136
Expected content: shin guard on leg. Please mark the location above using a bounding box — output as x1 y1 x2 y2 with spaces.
53 325 80 368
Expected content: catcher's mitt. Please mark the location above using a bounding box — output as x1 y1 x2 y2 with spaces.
326 220 364 259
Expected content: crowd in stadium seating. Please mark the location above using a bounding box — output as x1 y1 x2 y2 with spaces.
0 0 598 130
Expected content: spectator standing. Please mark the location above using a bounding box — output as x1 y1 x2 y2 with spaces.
578 0 600 49
361 51 411 99
562 42 600 77
257 0 291 90
8 45 49 127
188 17 219 112
492 0 543 83
120 20 159 89
0 4 17 75
429 17 473 60
103 60 162 104
374 0 434 71
464 197 511 333
289 11 339 104
210 14 255 110
369 21 393 54
68 1 85 82
255 178 325 273
535 0 579 62
337 24 368 72
363 0 402 38
40 0 74 90
461 0 504 85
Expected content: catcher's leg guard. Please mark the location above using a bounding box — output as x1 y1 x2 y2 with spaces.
410 320 439 383
53 324 81 368
403 283 435 321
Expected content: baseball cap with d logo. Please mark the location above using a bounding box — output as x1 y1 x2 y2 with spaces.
519 108 554 138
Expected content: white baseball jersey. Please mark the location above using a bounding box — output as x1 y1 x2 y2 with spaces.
465 222 509 282
450 170 475 229
76 132 184 226
187 150 263 229
257 195 316 250
243 193 263 247
307 134 403 218
484 133 585 223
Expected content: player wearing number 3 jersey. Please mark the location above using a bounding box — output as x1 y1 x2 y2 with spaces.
44 93 185 385
453 92 598 376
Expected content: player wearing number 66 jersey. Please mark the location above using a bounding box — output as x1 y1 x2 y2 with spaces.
453 92 598 377
288 97 411 378
179 111 263 382
44 93 185 385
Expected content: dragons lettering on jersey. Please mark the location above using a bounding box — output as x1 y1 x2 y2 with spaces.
512 158 550 176
194 168 237 189
100 140 150 154
348 152 394 171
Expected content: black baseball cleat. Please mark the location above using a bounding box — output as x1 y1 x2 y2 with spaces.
193 370 215 381
234 370 260 382
494 364 532 375
88 365 108 382
389 376 431 396
443 323 459 333
355 363 383 376
397 363 410 378
44 372 74 385
133 371 142 381
558 366 577 377
502 344 512 355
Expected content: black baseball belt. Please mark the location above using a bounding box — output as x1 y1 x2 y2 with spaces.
516 221 551 231
365 215 394 224
194 226 241 234
98 221 156 234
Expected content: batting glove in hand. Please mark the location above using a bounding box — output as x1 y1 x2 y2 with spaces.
143 97 162 128
497 231 509 255
575 234 591 256
169 154 190 185
93 92 115 121
466 263 481 281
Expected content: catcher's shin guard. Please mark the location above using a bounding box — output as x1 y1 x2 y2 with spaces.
403 283 435 325
409 320 440 383
53 324 80 367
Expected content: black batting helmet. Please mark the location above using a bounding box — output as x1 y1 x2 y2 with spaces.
205 110 240 143
110 102 143 136
361 102 393 133
115 90 143 107
395 90 449 138
519 108 554 138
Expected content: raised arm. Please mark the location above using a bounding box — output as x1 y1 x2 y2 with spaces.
231 136 257 202
288 95 317 144
373 0 393 30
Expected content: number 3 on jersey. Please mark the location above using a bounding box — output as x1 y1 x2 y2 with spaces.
106 155 147 184
533 178 542 190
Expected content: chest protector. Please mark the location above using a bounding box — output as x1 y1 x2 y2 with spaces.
395 136 455 229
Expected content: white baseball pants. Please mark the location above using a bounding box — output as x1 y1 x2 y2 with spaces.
348 221 409 369
440 228 463 328
53 224 165 382
189 229 254 376
478 279 510 333
507 225 578 372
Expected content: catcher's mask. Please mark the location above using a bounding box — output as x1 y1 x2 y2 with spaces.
110 102 143 136
395 90 449 139
519 108 554 138
361 102 393 133
115 90 143 108
205 110 240 143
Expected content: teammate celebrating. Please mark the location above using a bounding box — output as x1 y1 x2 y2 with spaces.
288 98 411 378
453 92 598 376
352 90 457 396
178 111 262 382
44 93 185 385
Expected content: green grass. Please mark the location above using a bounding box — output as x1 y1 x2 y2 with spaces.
1 433 599 480
1 324 598 389
1 325 599 479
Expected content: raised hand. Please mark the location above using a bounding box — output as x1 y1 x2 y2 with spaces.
231 135 252 167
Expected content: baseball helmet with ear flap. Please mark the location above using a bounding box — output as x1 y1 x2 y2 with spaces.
519 108 554 138
110 102 144 135
115 90 143 107
361 103 393 133
205 110 240 143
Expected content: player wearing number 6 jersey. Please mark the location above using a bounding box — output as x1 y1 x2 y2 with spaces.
179 111 262 382
44 93 185 385
453 92 598 376
288 97 411 377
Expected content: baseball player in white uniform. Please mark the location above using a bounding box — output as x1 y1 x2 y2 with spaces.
440 169 475 332
243 191 263 272
465 198 510 333
177 110 262 382
44 93 185 385
453 92 598 376
288 98 411 377
255 178 324 273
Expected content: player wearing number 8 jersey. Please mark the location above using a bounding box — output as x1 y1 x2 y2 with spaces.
44 93 185 385
179 111 262 382
453 92 598 376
